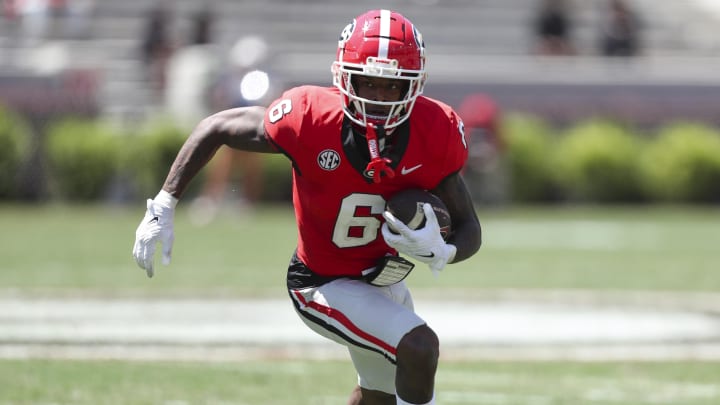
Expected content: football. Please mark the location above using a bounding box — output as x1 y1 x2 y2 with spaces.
385 189 452 240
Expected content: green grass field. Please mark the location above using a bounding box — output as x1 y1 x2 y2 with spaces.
1 359 719 404
2 203 720 295
1 203 720 404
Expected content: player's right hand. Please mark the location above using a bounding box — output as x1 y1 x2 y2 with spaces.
132 190 178 278
381 203 457 274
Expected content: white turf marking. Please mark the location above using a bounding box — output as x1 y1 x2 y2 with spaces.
2 297 720 361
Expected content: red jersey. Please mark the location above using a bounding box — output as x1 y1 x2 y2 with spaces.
264 86 468 277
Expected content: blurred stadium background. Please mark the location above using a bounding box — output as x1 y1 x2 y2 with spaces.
2 0 720 205
4 0 720 121
5 0 720 119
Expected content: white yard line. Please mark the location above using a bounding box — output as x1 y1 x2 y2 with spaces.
2 297 720 361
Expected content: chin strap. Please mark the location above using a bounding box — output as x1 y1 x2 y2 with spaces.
365 124 395 184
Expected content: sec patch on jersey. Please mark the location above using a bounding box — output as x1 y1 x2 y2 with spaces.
385 189 452 240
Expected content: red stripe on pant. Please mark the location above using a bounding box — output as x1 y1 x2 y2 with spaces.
292 290 397 357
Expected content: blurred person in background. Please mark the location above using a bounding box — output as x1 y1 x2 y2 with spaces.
164 5 220 128
532 0 575 55
13 0 50 44
188 5 211 45
139 1 175 96
133 9 481 405
188 35 278 224
2 0 22 43
599 0 641 56
63 0 94 39
457 93 508 204
6 0 94 41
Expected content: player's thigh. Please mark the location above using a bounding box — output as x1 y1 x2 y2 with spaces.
289 278 425 360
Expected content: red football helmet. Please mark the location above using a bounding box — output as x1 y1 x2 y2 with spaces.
332 9 427 130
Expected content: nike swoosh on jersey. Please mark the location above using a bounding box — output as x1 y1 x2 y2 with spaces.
417 252 435 258
400 164 423 175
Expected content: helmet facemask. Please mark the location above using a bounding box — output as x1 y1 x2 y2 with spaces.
332 60 425 130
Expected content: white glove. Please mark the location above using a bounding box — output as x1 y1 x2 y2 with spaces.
132 190 178 278
381 203 457 274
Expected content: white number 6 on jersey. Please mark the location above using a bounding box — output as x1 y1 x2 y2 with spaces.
332 193 386 248
268 99 292 123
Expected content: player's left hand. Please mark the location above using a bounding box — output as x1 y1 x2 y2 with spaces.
132 190 177 278
381 203 457 274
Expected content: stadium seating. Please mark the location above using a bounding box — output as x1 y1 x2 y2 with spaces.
1 0 720 124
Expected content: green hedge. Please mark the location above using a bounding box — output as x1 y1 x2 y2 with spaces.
121 119 190 199
260 153 293 202
500 114 720 204
553 119 644 202
639 122 720 203
0 105 33 199
26 114 720 205
502 114 560 202
45 118 121 200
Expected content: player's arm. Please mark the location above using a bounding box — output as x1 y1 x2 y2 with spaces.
132 106 276 276
431 171 482 263
163 106 275 198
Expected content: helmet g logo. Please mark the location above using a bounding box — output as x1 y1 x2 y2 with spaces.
412 25 425 50
338 19 356 44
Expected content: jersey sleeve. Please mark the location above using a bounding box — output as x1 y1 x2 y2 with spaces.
263 87 307 157
442 109 470 176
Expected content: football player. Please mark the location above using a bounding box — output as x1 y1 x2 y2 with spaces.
133 9 481 405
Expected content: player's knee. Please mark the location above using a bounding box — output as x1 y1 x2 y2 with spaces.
397 325 439 367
